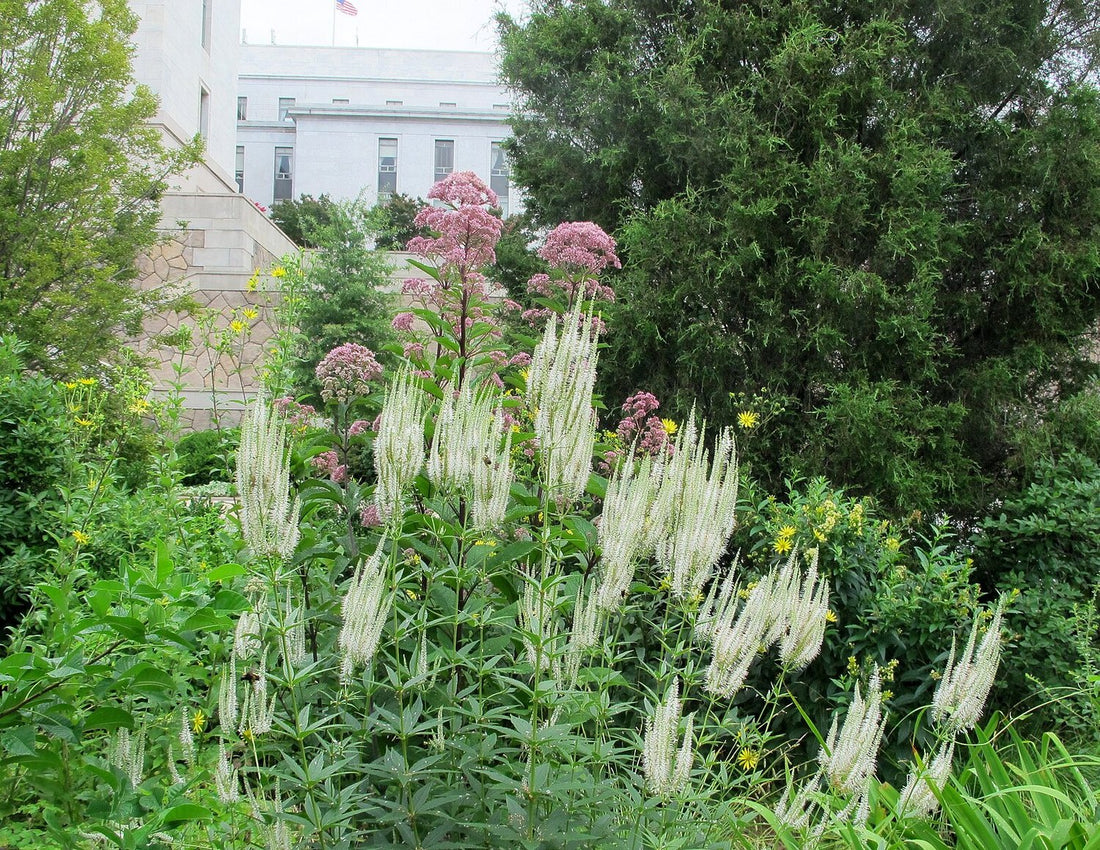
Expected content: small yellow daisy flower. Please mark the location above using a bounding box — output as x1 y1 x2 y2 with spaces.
78 377 96 386
242 307 258 320
661 418 677 436
75 417 94 427
230 319 246 334
736 748 761 771
72 530 90 545
778 525 797 539
825 610 838 624
191 709 206 734
270 266 287 278
773 536 793 555
63 381 78 389
737 410 760 429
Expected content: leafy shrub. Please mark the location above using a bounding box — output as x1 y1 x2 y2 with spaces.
0 337 73 633
732 476 983 772
174 428 239 486
972 450 1100 734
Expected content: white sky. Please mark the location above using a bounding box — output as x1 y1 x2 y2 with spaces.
239 0 529 51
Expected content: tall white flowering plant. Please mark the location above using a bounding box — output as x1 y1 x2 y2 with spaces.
189 174 1008 849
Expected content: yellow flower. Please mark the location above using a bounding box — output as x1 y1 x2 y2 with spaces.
246 273 259 293
773 536 793 555
270 266 287 278
737 410 760 429
230 320 246 334
736 748 761 771
885 537 901 552
72 530 90 545
75 417 94 427
63 381 78 390
191 709 206 734
778 525 797 539
242 728 254 742
78 377 96 386
128 399 150 415
242 307 258 320
661 418 677 435
825 610 838 623
404 588 418 601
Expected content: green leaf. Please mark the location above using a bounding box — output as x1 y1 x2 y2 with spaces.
83 707 134 731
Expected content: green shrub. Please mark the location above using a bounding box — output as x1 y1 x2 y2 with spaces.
0 337 74 633
174 428 239 486
973 450 1100 734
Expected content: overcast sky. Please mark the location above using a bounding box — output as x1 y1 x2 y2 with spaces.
239 0 529 51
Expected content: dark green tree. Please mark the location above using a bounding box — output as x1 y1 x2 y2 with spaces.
373 192 427 250
270 194 338 248
291 201 396 403
499 0 1100 516
0 0 197 376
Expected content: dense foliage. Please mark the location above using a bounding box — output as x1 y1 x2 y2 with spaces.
287 201 396 403
499 0 1100 516
0 0 198 376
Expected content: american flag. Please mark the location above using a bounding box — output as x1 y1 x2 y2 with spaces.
336 0 358 15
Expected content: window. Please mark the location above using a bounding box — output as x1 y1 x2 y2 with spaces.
201 0 212 50
491 142 510 217
378 138 397 200
237 96 247 121
198 88 210 141
273 147 293 201
332 98 349 105
235 146 245 193
385 99 403 107
492 103 509 111
434 139 454 183
278 97 295 121
439 101 456 108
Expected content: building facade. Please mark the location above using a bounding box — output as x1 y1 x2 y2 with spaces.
236 45 521 215
128 0 297 427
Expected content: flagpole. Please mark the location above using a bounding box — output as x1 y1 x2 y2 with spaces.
332 1 337 46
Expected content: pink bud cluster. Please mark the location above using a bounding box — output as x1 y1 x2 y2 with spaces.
406 172 503 271
539 222 621 274
316 343 383 404
310 449 348 484
273 396 318 429
617 391 672 457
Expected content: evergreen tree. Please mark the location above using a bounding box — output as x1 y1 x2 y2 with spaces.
499 0 1100 515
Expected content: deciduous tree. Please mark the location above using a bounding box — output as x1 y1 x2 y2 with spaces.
0 0 195 375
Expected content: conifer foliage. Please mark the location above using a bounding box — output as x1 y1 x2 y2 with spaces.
499 0 1100 515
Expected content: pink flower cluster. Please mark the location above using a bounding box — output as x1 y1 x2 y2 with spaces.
538 222 621 274
311 449 348 484
273 396 318 429
406 173 503 271
315 343 383 404
359 503 382 528
616 391 672 457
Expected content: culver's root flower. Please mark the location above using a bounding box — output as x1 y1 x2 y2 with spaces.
237 399 300 562
820 668 886 802
216 742 240 803
339 546 392 681
428 378 497 491
702 570 773 699
643 678 694 797
110 727 145 790
218 655 238 731
595 456 658 611
898 739 954 820
563 579 603 687
470 408 514 532
374 368 427 518
650 417 739 600
776 550 830 671
526 301 600 502
931 597 1006 733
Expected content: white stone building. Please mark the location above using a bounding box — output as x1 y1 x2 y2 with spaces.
235 45 521 215
128 0 297 426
